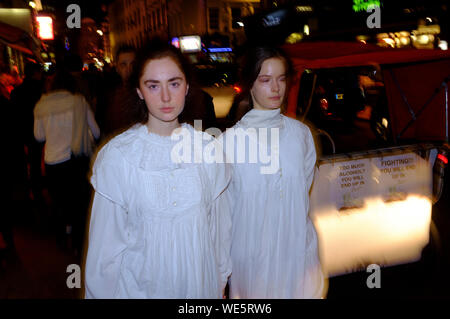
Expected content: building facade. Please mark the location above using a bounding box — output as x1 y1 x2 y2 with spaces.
107 0 262 57
205 0 260 47
108 0 169 60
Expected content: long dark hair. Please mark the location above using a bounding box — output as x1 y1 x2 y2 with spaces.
129 39 193 125
227 46 293 124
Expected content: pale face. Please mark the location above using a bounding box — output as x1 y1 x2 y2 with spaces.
136 57 189 125
251 58 287 110
116 52 135 83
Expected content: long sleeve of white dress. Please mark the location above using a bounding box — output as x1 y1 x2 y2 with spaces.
207 162 232 292
302 124 326 298
84 193 128 298
304 128 317 190
85 144 129 299
197 133 233 293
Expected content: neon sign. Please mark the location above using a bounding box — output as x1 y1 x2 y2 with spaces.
353 0 381 12
36 16 54 40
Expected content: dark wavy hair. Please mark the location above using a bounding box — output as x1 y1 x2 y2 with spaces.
227 46 293 124
128 39 193 125
49 69 76 94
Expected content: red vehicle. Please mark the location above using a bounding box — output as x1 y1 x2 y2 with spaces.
283 42 450 276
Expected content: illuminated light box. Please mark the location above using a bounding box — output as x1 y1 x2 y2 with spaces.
310 150 433 277
36 16 54 40
179 36 201 53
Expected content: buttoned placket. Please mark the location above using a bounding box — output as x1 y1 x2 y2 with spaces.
169 171 177 207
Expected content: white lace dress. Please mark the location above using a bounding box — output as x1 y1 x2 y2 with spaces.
85 123 232 298
223 108 325 299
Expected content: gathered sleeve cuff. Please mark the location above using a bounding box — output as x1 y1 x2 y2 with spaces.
84 193 129 298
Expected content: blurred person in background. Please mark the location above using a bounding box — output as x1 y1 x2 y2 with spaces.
34 69 100 255
96 45 138 141
0 69 17 257
10 62 44 207
180 85 218 131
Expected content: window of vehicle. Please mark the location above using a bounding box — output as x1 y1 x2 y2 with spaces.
297 66 393 156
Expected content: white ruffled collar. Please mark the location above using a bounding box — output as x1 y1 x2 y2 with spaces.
135 123 191 145
112 123 202 172
238 108 284 129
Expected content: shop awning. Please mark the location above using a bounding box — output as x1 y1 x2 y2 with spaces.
0 20 35 55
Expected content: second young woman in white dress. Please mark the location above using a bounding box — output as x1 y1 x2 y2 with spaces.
84 42 232 298
223 46 326 299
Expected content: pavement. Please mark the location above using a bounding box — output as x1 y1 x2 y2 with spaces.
0 194 81 299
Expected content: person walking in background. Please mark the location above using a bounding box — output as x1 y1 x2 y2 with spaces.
34 69 100 255
84 41 231 298
1 70 17 257
223 46 326 298
10 63 44 206
96 45 138 141
180 86 218 131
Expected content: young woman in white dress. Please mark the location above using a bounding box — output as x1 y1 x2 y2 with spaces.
84 41 232 298
224 46 326 298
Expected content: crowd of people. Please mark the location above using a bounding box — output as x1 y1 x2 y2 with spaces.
1 39 326 299
0 47 142 257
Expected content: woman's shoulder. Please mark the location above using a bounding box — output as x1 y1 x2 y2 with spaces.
94 125 142 166
282 115 313 136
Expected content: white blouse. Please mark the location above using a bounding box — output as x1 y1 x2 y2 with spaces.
223 108 325 299
34 91 100 164
85 123 232 298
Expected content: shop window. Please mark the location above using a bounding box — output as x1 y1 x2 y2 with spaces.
297 66 392 155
